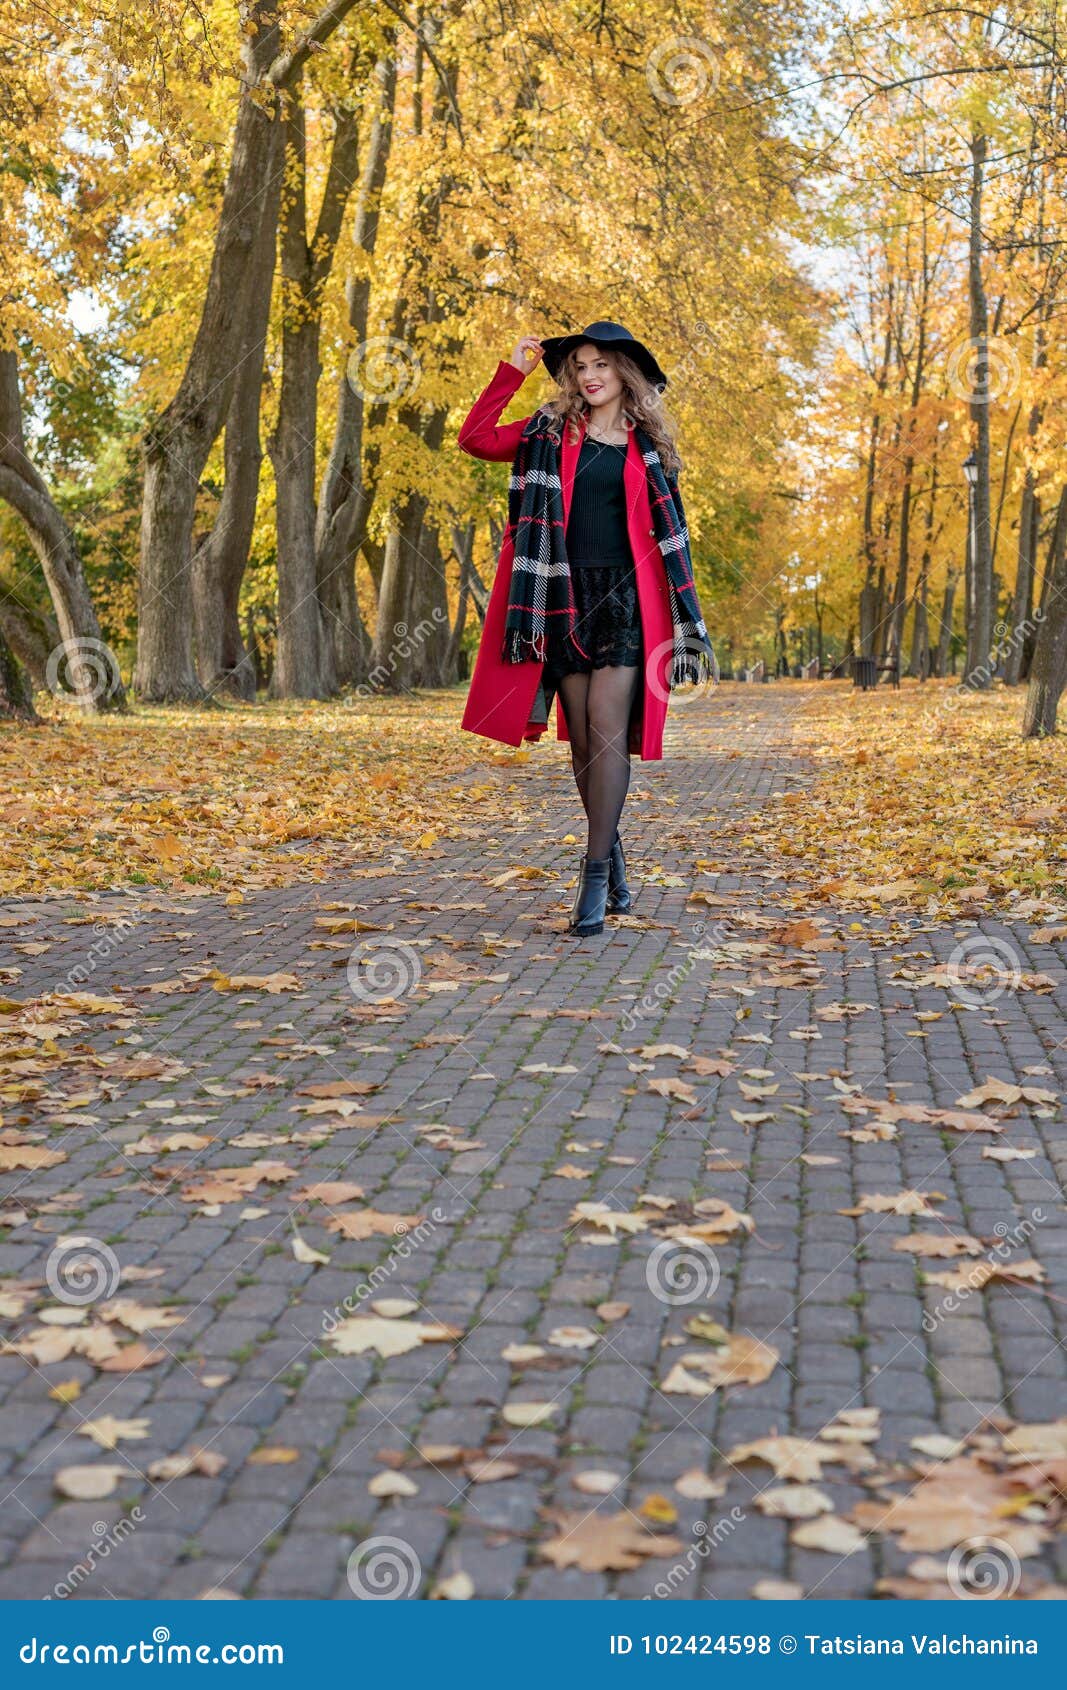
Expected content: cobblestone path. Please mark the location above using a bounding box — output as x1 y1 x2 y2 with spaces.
1 685 1065 1600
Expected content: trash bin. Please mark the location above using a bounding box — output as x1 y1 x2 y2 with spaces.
851 655 876 690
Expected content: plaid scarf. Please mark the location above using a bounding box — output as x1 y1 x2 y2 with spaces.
501 408 718 687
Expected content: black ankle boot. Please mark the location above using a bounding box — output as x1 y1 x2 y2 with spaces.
568 855 611 936
606 832 632 915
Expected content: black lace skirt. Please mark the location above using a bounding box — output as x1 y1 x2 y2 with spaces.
543 561 643 680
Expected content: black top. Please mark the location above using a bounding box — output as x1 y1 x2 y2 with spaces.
565 436 632 567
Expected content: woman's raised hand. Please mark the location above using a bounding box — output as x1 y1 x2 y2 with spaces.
509 335 544 374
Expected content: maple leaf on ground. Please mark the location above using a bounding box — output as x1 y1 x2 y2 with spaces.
922 1258 1046 1293
756 1485 833 1519
840 1190 945 1217
324 1208 425 1240
568 1201 649 1237
1002 1420 1067 1462
956 1077 1058 1110
791 1515 866 1554
210 970 301 994
328 1317 461 1358
295 1080 379 1098
661 1333 778 1397
892 1232 984 1258
54 1464 128 1500
77 1415 151 1450
728 1436 835 1482
291 1181 365 1204
100 1299 185 1334
647 1075 699 1105
147 1448 227 1480
851 1457 1050 1555
538 1510 683 1572
0 1146 66 1171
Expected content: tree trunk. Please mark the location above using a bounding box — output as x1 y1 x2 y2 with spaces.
909 458 940 678
0 351 126 711
372 502 421 689
964 131 994 687
935 568 960 678
444 520 475 674
1005 350 1047 685
191 151 280 701
1004 477 1038 685
1022 485 1067 736
858 267 893 657
316 44 398 689
0 619 38 720
0 597 60 689
133 0 363 702
270 314 332 698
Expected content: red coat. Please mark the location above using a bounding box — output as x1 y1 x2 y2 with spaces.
457 359 676 760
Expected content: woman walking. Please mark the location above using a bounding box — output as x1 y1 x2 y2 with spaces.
458 321 717 936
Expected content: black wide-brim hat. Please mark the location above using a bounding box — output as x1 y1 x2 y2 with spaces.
538 320 668 392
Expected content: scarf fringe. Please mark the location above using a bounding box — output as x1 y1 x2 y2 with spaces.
670 645 718 689
502 627 548 666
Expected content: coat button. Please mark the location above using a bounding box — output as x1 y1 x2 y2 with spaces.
648 527 655 536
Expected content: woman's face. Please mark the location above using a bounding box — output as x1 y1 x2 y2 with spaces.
572 343 623 409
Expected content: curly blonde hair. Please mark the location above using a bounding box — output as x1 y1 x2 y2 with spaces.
538 343 682 478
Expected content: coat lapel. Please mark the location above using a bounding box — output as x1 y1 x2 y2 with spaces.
560 409 587 530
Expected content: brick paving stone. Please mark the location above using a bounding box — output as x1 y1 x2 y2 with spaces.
2 685 1065 1599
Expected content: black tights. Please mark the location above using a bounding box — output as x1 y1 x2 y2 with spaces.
555 664 640 861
